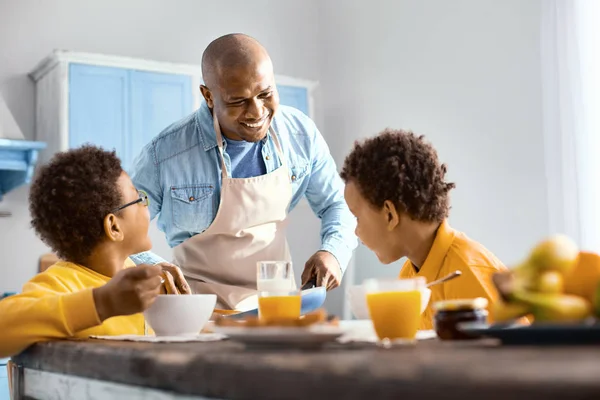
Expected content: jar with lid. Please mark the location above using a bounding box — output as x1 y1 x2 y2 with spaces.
433 297 489 340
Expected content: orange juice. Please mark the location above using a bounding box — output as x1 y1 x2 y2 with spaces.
366 290 421 340
258 295 301 321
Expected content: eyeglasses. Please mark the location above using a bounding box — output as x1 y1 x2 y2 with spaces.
112 190 149 213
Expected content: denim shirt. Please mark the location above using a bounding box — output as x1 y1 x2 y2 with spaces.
129 102 357 272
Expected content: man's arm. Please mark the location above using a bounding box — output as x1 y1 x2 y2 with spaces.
129 251 167 265
304 122 358 274
129 142 168 265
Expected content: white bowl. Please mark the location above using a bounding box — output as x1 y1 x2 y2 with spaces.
143 294 216 336
346 285 431 320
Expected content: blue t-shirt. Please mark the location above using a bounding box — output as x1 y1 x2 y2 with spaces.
223 136 267 178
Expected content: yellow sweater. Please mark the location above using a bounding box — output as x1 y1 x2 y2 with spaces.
399 220 507 330
0 259 146 358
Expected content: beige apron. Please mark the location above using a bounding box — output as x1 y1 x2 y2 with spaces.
173 113 293 310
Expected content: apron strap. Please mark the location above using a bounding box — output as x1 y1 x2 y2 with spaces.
213 113 289 180
213 114 230 180
269 126 289 172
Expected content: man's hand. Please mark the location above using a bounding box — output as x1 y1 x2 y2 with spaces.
301 251 342 291
93 264 163 321
155 262 192 295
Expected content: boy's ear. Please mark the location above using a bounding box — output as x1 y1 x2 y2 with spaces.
103 214 124 242
383 200 400 231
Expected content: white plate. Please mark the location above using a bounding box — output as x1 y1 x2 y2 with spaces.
337 320 437 343
214 325 344 348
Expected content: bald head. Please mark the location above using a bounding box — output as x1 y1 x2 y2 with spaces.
201 33 272 88
199 33 279 143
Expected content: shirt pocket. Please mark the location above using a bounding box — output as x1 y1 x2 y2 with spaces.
289 162 309 187
170 184 215 233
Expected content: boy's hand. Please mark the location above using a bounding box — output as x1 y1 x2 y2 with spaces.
159 270 178 294
155 262 192 295
93 264 163 321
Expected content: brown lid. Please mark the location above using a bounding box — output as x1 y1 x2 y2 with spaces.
433 297 489 312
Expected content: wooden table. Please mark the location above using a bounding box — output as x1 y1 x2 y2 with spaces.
10 338 600 400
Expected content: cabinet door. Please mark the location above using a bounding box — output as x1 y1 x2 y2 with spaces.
130 71 193 171
69 64 130 165
277 85 309 116
0 358 7 400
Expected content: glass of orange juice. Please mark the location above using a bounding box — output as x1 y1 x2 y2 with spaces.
257 261 299 322
364 277 425 346
258 290 302 322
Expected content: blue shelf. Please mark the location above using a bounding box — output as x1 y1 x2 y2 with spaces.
0 139 46 200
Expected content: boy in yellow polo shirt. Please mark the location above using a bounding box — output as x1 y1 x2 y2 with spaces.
341 129 507 329
0 146 190 358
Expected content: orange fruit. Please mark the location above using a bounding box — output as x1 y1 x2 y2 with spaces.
564 251 600 304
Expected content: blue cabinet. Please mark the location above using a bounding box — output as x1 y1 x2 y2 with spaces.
130 70 193 163
31 52 315 174
0 358 8 400
278 85 309 116
69 64 193 171
67 69 309 171
69 64 130 166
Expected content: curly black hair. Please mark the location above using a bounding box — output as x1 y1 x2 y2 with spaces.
340 129 455 223
29 145 124 264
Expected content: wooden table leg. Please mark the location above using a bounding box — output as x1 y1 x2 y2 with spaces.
7 361 23 400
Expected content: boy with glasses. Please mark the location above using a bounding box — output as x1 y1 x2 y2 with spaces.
0 145 190 358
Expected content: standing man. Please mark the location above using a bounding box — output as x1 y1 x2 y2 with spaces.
130 33 357 310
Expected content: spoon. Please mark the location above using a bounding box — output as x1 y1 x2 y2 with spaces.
426 270 462 288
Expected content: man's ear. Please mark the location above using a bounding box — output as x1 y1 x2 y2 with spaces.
200 85 214 109
103 213 124 242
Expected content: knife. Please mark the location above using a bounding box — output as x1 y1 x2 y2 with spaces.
301 276 318 291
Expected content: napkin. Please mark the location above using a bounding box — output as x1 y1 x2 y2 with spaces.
337 320 437 343
90 333 226 342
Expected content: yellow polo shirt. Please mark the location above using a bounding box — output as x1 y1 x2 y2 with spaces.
399 220 507 329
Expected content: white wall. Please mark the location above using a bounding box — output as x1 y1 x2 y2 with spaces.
0 0 322 300
317 0 548 284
